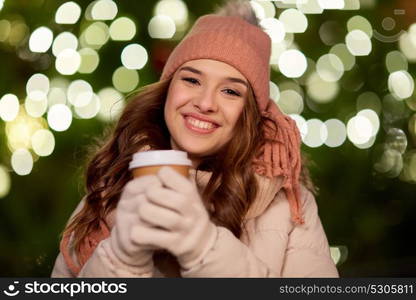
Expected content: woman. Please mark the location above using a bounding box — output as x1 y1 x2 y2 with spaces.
51 0 339 277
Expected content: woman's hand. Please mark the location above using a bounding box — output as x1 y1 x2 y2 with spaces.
109 175 163 267
136 166 217 269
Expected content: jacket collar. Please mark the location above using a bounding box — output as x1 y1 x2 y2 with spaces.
190 167 284 220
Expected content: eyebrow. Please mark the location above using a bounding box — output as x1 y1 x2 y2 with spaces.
178 66 249 88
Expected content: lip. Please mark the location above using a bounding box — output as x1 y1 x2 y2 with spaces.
182 113 221 127
183 115 220 135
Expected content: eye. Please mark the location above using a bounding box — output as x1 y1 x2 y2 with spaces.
181 77 200 85
223 88 241 97
181 77 241 97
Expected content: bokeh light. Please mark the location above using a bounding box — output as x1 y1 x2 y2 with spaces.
319 20 343 46
306 71 339 103
24 94 48 118
289 114 308 140
386 50 408 73
91 0 118 21
55 49 81 75
109 17 136 41
297 0 324 14
347 15 373 38
354 135 376 149
324 119 347 147
52 32 78 57
7 20 29 46
154 0 188 28
270 40 287 65
112 67 139 93
279 8 308 33
78 48 100 73
316 53 344 82
26 73 50 101
330 43 356 71
97 87 124 122
399 31 416 63
388 71 414 100
330 246 348 266
121 43 148 69
0 165 11 198
31 129 55 156
48 87 67 108
383 94 409 124
278 49 307 78
374 148 403 178
0 94 20 122
277 90 304 115
260 18 285 43
82 22 110 49
74 93 101 119
5 107 46 151
47 104 72 132
385 128 408 154
347 115 373 145
55 2 81 24
357 109 380 137
318 0 345 9
356 92 381 115
148 15 176 39
29 27 53 53
11 148 33 176
343 0 360 10
250 1 266 20
67 80 93 108
346 29 372 56
253 0 275 18
400 150 416 183
269 81 280 103
0 19 11 42
303 118 328 148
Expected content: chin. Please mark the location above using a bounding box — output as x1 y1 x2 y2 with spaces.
175 139 216 156
179 143 210 156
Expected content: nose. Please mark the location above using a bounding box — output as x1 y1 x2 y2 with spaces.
192 87 218 113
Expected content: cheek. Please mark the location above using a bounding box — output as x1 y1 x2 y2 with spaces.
164 86 187 121
223 103 245 129
166 84 189 110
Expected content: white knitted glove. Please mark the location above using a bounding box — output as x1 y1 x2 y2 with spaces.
136 166 217 270
109 175 163 268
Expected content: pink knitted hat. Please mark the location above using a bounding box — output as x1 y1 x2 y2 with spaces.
160 14 304 225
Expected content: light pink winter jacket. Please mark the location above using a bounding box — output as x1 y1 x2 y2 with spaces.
51 169 339 277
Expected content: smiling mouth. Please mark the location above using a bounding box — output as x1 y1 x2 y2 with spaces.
183 115 220 134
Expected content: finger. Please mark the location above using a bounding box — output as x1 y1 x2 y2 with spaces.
190 175 197 186
123 175 162 198
130 224 174 250
117 192 147 212
138 200 182 230
145 186 187 214
157 166 194 194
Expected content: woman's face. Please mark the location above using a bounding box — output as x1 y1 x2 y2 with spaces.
164 59 248 165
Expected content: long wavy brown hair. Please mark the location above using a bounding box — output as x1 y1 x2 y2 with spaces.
62 75 317 257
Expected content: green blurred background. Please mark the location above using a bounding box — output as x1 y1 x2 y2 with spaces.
0 0 415 277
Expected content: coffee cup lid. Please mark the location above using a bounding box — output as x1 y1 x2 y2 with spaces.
128 150 192 169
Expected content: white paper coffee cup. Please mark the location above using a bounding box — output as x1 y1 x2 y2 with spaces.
129 150 192 178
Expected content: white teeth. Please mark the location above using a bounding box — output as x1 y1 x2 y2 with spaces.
187 117 216 130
